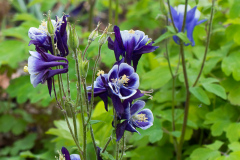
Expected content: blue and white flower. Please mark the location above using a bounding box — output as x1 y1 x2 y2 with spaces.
116 100 154 141
170 4 207 46
60 147 81 160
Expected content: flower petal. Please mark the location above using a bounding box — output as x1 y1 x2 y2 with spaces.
61 147 71 160
119 87 136 99
118 63 134 77
127 73 139 89
134 109 153 130
111 94 124 114
130 100 145 115
108 65 118 82
28 27 47 44
116 120 128 141
70 154 81 160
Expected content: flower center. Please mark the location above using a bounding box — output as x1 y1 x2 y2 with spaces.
134 113 148 122
97 70 104 76
111 74 129 86
23 66 28 73
128 29 135 34
39 20 48 33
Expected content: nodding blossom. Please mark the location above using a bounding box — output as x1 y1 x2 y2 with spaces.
169 5 207 46
116 100 154 141
108 26 159 71
87 61 143 114
27 51 68 96
28 15 69 57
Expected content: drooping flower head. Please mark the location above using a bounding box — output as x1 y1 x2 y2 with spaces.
60 147 81 160
88 61 143 114
170 5 207 46
27 51 68 96
116 100 154 141
28 14 69 57
108 26 159 71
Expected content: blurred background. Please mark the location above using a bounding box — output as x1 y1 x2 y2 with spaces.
1 0 240 159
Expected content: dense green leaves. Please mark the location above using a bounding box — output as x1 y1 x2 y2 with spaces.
190 87 210 105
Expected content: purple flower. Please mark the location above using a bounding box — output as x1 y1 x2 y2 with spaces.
88 62 142 114
116 100 154 141
28 15 69 57
61 147 81 160
28 51 68 96
97 147 103 160
170 5 207 46
108 26 159 71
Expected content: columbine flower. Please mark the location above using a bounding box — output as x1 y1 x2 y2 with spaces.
170 5 207 46
87 62 142 114
28 14 69 57
107 26 159 70
60 147 81 160
28 51 68 96
116 100 154 141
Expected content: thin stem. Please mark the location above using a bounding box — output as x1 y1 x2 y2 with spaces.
167 0 178 33
193 0 215 87
115 0 119 25
90 125 98 158
102 136 112 153
90 45 103 120
177 42 190 160
59 72 66 98
69 103 79 143
73 49 86 160
181 0 189 32
83 43 90 60
109 0 113 24
113 109 119 160
66 71 71 99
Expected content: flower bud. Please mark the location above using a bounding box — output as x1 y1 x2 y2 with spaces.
98 23 112 46
88 22 101 43
47 11 54 35
78 55 89 78
68 23 79 51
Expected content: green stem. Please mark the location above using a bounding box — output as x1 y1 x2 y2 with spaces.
109 0 113 24
115 0 119 25
83 43 90 60
90 125 98 159
73 49 86 160
167 0 178 33
69 103 79 143
193 0 215 87
66 71 71 99
177 42 190 160
102 136 112 153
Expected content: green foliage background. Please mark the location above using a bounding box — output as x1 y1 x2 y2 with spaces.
1 0 240 159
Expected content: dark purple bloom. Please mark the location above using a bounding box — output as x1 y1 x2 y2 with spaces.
116 100 154 141
88 62 142 114
28 51 68 96
61 147 81 160
108 26 159 71
28 15 69 57
170 5 207 46
97 147 103 160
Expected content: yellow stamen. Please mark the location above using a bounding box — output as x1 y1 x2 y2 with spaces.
24 66 28 73
97 70 104 76
136 113 148 122
121 74 129 83
128 29 135 34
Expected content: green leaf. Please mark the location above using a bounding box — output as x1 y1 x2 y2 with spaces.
202 83 227 99
225 123 240 142
101 151 115 160
190 148 221 160
154 31 174 44
176 32 191 44
205 140 224 150
0 115 15 133
229 142 240 152
190 87 210 105
201 78 219 84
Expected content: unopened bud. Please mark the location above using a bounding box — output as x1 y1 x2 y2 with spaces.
78 55 89 78
88 22 101 43
68 23 79 51
99 23 112 46
47 11 54 35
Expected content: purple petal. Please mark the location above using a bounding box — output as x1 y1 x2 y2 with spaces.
97 147 103 160
113 26 125 50
134 109 153 130
47 68 68 78
107 37 114 50
186 6 197 24
118 63 134 77
134 45 159 55
130 100 145 115
116 120 128 141
125 36 136 65
70 154 81 160
121 100 131 119
47 78 52 96
108 65 118 82
61 147 71 160
28 27 47 44
186 20 198 46
30 70 47 87
196 19 207 25
126 89 144 104
132 54 142 71
99 91 109 111
119 87 136 99
125 123 138 133
111 94 124 114
127 73 139 89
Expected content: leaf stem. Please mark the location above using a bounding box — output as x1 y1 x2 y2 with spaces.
115 0 119 25
193 0 215 87
167 0 178 33
102 136 112 153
